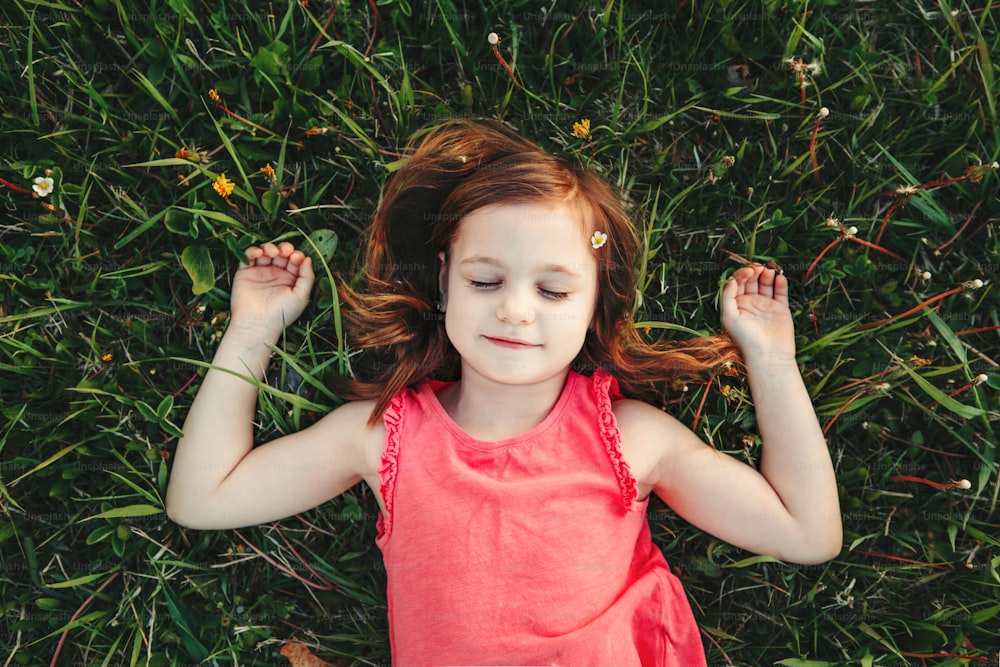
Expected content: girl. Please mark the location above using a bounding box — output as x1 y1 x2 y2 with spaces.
166 120 842 665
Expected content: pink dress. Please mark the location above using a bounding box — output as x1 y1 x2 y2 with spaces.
375 369 707 666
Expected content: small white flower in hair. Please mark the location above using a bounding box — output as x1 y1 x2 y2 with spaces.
590 231 608 249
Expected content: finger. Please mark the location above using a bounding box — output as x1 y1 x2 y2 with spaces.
743 266 760 295
733 265 755 282
286 250 306 274
253 243 279 266
758 268 775 298
243 246 264 264
277 241 295 257
773 273 790 306
728 267 752 295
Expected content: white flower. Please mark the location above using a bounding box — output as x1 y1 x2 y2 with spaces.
818 107 830 118
487 32 499 45
32 176 54 197
590 231 608 249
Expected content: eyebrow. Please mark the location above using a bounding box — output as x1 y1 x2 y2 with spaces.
459 256 583 278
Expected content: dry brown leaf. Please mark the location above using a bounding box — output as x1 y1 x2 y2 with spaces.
279 638 333 667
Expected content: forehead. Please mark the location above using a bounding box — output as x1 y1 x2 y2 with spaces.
451 200 596 262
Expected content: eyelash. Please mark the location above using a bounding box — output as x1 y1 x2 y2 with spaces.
469 280 569 301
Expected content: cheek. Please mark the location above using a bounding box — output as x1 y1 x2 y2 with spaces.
549 308 591 339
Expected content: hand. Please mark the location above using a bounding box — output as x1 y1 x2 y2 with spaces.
230 242 315 333
720 265 796 363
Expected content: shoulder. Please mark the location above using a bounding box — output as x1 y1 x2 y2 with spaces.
611 398 693 447
310 399 388 476
611 398 707 499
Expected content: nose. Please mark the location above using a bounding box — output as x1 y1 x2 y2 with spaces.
496 288 535 324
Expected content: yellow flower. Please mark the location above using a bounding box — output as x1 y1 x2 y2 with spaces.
208 88 221 104
101 352 113 362
572 118 591 140
212 174 235 198
260 163 276 181
590 230 607 249
720 384 731 397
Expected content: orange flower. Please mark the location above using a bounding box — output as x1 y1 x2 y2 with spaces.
175 147 203 162
212 174 235 198
260 163 276 182
572 118 591 140
208 88 222 104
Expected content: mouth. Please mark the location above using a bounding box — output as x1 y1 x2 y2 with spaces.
484 336 540 349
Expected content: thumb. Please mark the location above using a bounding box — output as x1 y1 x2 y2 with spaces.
720 274 740 322
292 256 315 301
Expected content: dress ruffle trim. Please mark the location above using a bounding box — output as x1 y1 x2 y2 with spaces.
591 369 639 510
375 389 406 539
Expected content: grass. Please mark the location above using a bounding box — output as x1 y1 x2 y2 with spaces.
1 1 998 665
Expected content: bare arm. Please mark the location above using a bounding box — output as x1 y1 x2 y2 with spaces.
635 266 841 564
165 242 375 530
723 265 841 560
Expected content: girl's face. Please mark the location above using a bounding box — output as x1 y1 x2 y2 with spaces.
439 201 599 388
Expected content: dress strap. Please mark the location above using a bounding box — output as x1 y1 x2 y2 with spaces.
591 370 639 510
375 389 406 540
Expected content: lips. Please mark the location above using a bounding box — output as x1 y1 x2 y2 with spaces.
484 336 539 349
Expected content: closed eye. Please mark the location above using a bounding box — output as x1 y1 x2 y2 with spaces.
469 280 568 300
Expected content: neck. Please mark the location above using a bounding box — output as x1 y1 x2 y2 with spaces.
438 367 571 441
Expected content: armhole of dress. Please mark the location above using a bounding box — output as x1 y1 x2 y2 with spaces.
375 391 405 542
592 369 640 511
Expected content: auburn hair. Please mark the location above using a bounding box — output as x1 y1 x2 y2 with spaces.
333 119 742 424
